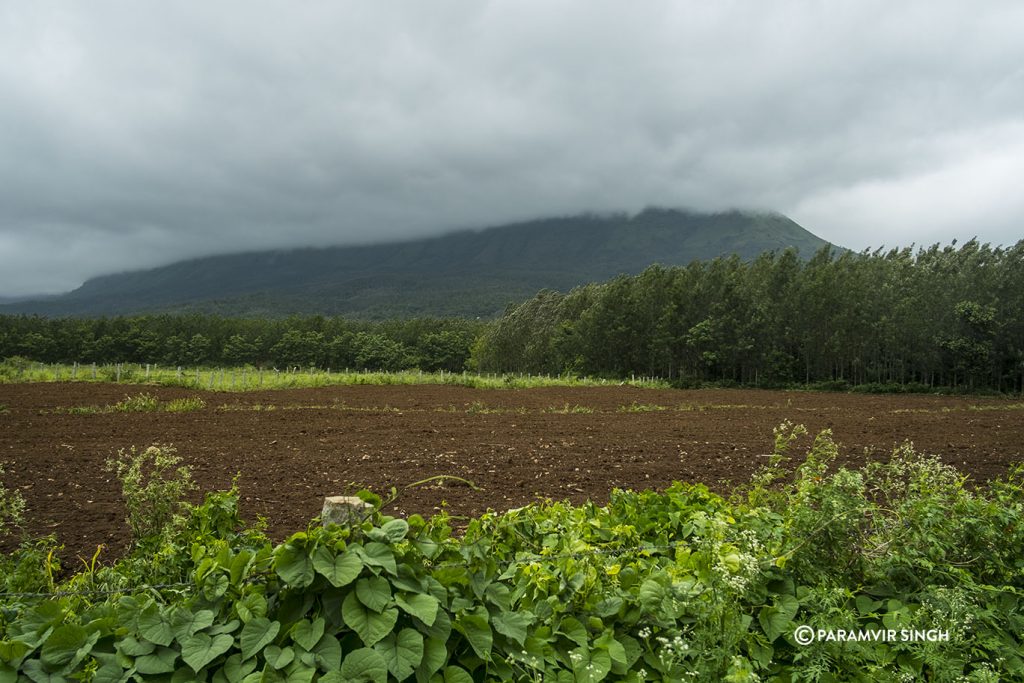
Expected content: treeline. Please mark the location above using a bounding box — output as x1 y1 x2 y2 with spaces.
3 240 1023 392
0 314 483 372
474 241 1024 392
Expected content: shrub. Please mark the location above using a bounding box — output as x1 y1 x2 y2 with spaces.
104 444 197 543
0 462 25 541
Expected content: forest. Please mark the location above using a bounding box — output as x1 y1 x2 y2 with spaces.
475 240 1024 392
2 240 1022 392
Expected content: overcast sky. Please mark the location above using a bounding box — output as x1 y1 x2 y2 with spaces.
2 2 1023 296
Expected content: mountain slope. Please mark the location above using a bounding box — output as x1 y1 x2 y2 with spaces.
4 208 832 318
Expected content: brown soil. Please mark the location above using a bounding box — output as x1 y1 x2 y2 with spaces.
1 382 1022 564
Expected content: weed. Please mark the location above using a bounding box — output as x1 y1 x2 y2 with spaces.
0 461 26 540
617 401 667 412
104 444 197 543
112 392 160 412
465 400 503 414
545 403 595 414
163 396 207 412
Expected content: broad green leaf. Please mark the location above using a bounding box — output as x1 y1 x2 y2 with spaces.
203 573 230 601
339 647 388 683
454 611 492 661
396 593 439 627
138 605 175 646
442 666 474 683
171 607 215 640
209 619 241 636
358 543 398 576
229 549 255 585
172 668 201 683
422 606 451 642
18 602 63 636
90 657 127 683
417 636 447 680
492 611 533 645
758 594 799 642
135 646 179 675
593 597 622 618
356 576 393 613
0 640 30 667
570 646 611 683
40 624 98 671
637 579 664 613
391 566 427 594
289 618 325 651
594 631 625 665
374 628 423 681
19 659 65 682
312 547 363 588
342 593 399 648
240 617 280 660
275 542 315 587
236 594 268 624
115 636 154 657
263 645 294 670
312 633 342 671
380 519 409 543
557 617 589 648
223 653 258 683
180 632 233 672
856 595 882 616
281 663 316 683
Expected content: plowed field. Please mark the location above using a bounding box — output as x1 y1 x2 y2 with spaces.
2 382 1022 563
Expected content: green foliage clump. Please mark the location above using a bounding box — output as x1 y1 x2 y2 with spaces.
164 396 207 412
2 428 1023 681
0 462 25 541
112 392 161 412
104 445 197 543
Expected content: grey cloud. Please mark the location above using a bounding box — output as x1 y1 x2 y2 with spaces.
1 1 1023 295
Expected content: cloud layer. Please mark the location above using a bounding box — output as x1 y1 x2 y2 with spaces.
2 2 1023 295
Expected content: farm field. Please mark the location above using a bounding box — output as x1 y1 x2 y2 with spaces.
2 381 1022 563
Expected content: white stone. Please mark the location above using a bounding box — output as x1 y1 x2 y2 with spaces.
321 495 374 527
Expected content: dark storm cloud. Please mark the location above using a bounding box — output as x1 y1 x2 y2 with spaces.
2 1 1023 295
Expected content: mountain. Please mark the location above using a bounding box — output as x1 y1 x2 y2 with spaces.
3 208 832 318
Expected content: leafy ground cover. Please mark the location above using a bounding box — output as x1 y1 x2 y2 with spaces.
2 426 1022 681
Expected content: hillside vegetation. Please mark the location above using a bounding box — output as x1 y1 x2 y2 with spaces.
0 209 827 319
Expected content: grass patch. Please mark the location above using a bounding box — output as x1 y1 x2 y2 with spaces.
0 360 670 391
164 397 207 412
112 393 160 412
54 393 208 415
617 401 668 412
